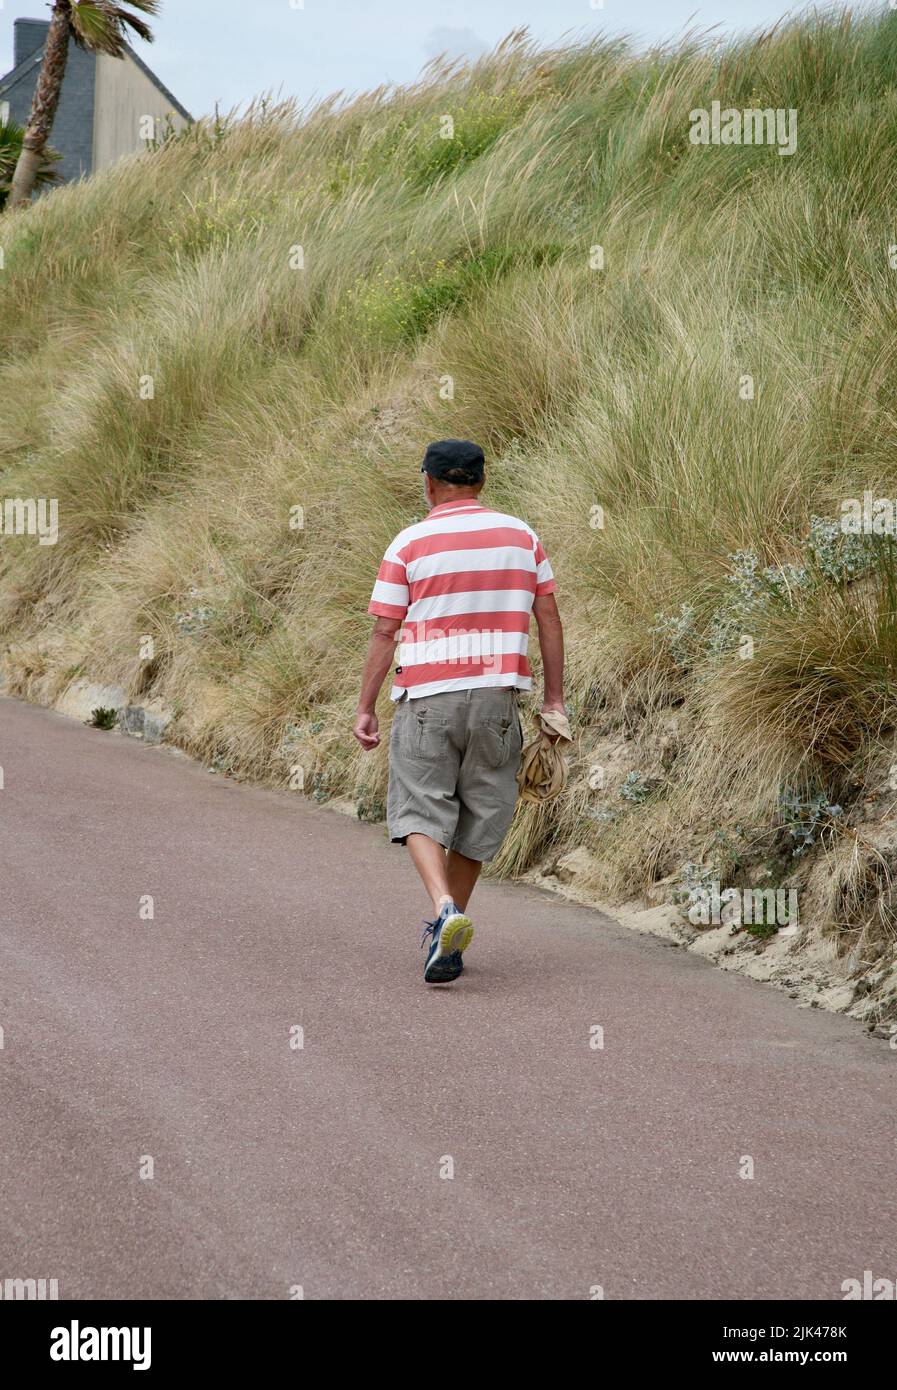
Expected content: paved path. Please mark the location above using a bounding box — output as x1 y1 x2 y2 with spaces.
0 695 893 1299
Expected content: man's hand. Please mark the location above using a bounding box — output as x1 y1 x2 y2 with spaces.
354 710 380 750
540 700 567 744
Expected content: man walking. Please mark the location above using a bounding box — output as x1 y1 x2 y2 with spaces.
354 439 565 983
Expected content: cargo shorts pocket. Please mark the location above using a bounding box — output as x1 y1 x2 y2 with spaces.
397 704 450 760
479 713 523 770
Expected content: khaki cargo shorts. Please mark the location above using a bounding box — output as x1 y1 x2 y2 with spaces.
387 687 524 863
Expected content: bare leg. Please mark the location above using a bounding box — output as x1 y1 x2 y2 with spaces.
405 833 454 918
446 849 482 912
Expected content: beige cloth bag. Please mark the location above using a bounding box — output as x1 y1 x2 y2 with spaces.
516 708 574 804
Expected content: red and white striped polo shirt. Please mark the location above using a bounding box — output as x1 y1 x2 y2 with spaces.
368 500 556 699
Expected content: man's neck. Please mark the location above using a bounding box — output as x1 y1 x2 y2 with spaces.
429 492 481 509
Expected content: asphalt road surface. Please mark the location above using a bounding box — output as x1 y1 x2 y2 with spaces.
1 694 894 1300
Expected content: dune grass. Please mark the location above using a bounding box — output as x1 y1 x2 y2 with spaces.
2 7 897 955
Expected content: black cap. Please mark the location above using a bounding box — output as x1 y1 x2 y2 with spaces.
421 439 485 485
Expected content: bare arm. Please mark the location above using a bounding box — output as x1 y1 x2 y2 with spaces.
354 616 402 749
533 593 565 716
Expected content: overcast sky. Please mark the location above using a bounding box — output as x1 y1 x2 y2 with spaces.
0 1 858 120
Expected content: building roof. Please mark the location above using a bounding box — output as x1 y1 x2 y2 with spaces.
0 48 43 104
0 28 192 123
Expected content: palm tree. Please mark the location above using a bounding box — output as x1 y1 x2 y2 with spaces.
7 1 159 210
0 115 62 209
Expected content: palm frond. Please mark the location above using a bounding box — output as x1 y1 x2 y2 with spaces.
0 117 62 207
69 1 159 55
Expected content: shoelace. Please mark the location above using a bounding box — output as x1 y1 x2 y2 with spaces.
420 919 438 950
